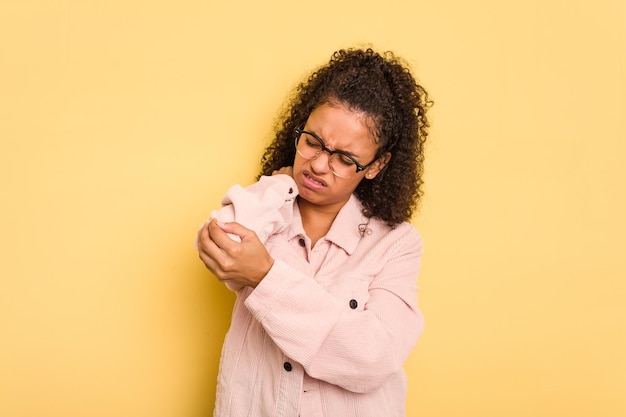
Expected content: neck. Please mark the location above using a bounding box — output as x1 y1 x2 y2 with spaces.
297 197 347 246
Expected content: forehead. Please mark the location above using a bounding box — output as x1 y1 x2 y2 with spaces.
305 103 379 152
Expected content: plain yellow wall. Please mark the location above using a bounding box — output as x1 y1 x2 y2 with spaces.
1 1 624 416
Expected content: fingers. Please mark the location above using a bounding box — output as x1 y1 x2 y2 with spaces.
197 221 228 269
197 221 220 259
215 221 252 241
198 222 237 281
272 166 293 177
208 219 245 250
195 220 209 250
198 246 219 276
201 219 258 265
198 219 272 287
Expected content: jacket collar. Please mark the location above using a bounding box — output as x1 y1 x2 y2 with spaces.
288 194 369 255
327 194 370 255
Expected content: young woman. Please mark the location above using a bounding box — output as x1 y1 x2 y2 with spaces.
197 47 432 417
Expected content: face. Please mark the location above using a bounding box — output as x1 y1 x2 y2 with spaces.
293 102 388 213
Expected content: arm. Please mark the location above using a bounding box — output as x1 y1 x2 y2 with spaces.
202 173 297 244
197 172 297 292
243 226 424 393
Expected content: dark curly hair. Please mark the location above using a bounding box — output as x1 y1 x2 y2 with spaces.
259 48 432 225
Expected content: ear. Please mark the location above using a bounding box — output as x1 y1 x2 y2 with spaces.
365 152 391 179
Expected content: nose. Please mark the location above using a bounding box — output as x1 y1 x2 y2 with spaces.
309 149 332 175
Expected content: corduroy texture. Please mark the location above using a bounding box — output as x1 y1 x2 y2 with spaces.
208 175 424 417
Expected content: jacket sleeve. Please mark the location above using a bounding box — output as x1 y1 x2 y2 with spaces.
197 174 298 291
243 225 424 393
210 174 298 243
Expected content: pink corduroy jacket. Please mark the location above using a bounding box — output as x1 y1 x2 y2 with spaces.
207 174 425 417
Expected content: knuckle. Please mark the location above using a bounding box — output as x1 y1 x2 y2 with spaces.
220 259 236 272
230 245 243 257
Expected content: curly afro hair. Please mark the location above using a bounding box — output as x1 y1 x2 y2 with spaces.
259 47 432 226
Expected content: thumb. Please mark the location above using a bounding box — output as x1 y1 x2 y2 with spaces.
216 221 253 240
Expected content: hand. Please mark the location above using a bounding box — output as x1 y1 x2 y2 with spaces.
272 166 293 177
197 219 274 288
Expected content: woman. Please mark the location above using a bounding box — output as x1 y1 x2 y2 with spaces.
197 47 431 417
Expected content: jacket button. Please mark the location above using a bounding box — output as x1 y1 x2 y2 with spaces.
349 299 358 309
283 362 292 372
288 187 293 194
298 238 305 247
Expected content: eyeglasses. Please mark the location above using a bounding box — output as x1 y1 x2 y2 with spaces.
294 128 379 178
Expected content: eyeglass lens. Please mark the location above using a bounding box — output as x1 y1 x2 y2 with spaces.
296 132 358 178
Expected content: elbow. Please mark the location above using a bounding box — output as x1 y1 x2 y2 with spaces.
342 345 413 393
348 316 424 393
313 319 423 393
343 370 398 394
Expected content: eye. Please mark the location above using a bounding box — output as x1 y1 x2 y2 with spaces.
305 135 323 149
336 153 356 167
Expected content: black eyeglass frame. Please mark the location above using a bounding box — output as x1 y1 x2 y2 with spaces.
294 127 380 175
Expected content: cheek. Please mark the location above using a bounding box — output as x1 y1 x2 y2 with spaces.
347 177 365 191
334 175 364 194
293 153 308 171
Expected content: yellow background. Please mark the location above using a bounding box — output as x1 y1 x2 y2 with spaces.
1 1 624 416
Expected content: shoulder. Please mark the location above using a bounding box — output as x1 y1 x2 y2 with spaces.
368 216 422 241
366 217 423 257
251 174 298 197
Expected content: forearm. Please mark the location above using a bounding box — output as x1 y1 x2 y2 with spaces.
244 257 423 393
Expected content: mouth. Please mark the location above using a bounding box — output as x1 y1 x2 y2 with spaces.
301 171 328 189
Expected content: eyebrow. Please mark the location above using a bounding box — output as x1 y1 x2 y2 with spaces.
303 129 362 159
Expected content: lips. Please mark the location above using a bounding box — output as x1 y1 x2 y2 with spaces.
301 171 327 190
